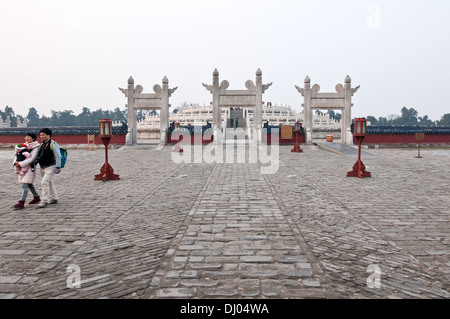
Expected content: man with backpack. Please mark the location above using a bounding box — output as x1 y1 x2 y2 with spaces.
35 128 61 209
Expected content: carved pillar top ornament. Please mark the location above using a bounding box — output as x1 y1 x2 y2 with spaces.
345 75 351 84
262 82 273 93
219 80 230 90
344 75 360 95
202 83 214 93
245 80 256 90
168 87 178 97
305 75 311 84
255 68 273 93
295 76 311 96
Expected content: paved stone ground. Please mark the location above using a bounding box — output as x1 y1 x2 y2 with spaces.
0 144 449 299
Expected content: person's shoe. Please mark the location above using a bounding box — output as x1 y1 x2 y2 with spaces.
49 199 58 205
36 201 47 209
13 200 25 209
29 196 41 205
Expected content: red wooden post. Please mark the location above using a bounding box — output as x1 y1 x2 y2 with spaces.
95 119 120 181
291 122 303 153
347 118 371 178
415 133 424 158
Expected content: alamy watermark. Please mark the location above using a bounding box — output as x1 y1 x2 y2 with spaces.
66 264 81 289
170 127 280 175
67 264 114 290
367 4 382 29
367 264 382 289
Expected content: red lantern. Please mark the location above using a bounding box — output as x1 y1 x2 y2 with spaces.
95 119 120 181
291 121 303 153
347 118 371 178
354 118 367 138
99 119 112 139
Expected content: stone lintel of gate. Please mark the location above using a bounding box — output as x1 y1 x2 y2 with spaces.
120 76 177 146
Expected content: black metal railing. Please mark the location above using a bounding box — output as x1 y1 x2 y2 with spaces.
351 125 450 135
167 122 213 135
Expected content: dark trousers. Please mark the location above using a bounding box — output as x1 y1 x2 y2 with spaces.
21 184 39 202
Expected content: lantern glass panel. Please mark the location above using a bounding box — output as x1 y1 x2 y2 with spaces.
105 123 110 136
362 122 366 134
100 123 104 136
356 122 361 135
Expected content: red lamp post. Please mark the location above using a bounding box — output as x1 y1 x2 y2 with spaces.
291 121 303 153
95 119 120 181
347 118 371 178
172 122 184 153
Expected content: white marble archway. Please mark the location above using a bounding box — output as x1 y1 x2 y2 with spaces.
296 75 360 145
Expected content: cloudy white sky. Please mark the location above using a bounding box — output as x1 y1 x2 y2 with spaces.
0 0 449 121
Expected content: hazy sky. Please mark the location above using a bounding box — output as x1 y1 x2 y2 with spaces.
1 0 449 121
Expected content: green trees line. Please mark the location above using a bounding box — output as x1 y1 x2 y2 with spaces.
366 107 450 126
318 107 450 126
0 106 157 127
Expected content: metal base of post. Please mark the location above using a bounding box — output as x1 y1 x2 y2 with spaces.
95 163 120 181
291 144 303 153
347 136 371 178
347 160 371 178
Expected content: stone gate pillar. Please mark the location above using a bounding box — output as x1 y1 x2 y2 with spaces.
212 69 221 131
302 76 313 145
255 69 263 142
343 75 354 145
161 76 170 145
208 69 221 144
127 76 137 145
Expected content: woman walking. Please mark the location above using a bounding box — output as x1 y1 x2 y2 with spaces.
13 133 41 209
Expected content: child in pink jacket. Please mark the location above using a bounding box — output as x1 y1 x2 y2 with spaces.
14 143 33 176
13 133 41 209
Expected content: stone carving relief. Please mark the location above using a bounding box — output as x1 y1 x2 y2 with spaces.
202 83 213 93
153 84 162 94
262 82 273 93
245 80 256 90
135 85 144 94
220 80 230 90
